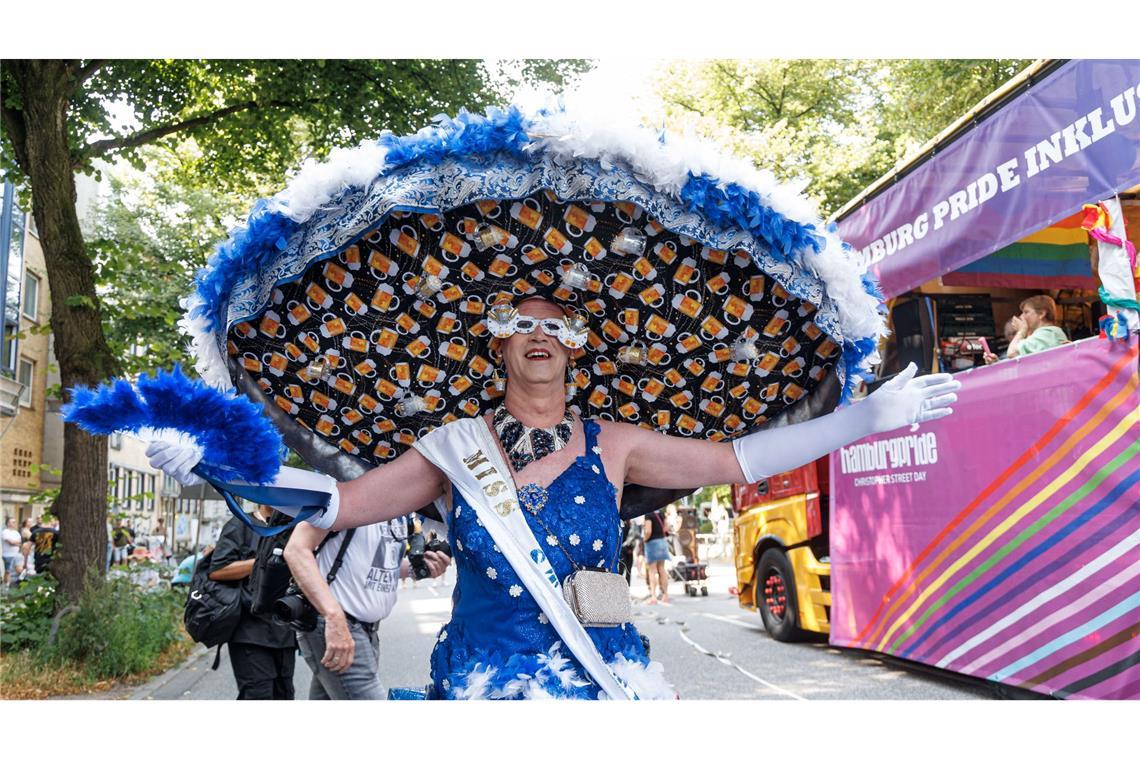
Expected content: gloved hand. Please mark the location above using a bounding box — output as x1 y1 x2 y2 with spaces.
146 440 340 530
854 362 960 436
146 440 204 486
732 362 962 483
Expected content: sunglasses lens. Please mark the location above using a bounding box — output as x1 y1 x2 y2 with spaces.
540 320 563 337
514 318 536 333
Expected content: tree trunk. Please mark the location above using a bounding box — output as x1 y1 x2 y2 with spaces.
11 61 118 601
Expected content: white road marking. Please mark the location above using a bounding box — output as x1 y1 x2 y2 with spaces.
699 612 766 632
678 629 806 700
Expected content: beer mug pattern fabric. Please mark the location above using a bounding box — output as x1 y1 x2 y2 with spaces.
228 190 838 466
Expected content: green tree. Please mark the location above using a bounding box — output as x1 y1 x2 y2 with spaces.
89 145 249 375
654 59 1032 216
656 59 894 215
878 59 1032 160
0 59 590 602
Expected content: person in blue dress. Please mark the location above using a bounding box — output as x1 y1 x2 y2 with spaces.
151 296 959 699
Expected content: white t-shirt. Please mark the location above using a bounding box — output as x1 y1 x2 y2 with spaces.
2 528 22 558
318 518 408 624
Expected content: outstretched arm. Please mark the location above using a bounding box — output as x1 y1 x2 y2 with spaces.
331 448 448 530
624 363 960 489
149 442 448 531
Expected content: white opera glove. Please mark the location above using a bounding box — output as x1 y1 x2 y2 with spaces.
853 362 961 434
732 362 961 483
146 440 204 486
145 441 341 530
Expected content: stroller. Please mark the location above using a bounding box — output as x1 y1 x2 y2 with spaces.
667 533 709 597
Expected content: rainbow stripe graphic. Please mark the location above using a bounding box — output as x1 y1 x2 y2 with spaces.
943 211 1096 291
834 339 1140 699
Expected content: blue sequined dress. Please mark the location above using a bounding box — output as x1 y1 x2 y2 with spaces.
429 419 674 699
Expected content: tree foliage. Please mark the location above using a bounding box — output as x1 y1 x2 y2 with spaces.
4 59 591 195
0 58 591 604
655 59 1032 216
88 146 249 374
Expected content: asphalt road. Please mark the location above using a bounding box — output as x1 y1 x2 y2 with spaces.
129 558 997 700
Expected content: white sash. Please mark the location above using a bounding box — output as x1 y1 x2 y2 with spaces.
414 418 635 700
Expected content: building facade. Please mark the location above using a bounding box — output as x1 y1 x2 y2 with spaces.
1 181 52 525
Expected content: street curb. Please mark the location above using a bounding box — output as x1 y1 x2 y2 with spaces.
129 645 215 700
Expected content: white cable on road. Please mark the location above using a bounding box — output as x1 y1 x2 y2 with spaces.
678 628 806 700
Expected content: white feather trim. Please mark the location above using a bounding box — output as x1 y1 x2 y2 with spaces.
178 294 232 391
453 664 497 700
610 654 677 700
449 644 674 700
267 140 391 223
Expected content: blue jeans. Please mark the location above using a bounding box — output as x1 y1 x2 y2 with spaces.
296 617 384 700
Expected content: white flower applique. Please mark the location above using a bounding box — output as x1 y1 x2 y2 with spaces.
438 629 448 642
592 445 602 455
486 566 497 580
493 543 501 553
546 535 558 546
538 612 549 625
456 538 464 552
591 465 600 474
509 584 522 598
592 539 603 552
569 534 581 546
574 495 585 504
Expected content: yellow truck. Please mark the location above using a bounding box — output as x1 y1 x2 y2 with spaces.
731 457 830 641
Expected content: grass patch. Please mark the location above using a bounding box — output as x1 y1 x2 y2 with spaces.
0 565 195 699
0 635 193 699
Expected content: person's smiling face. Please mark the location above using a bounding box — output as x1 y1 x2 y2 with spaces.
500 299 571 388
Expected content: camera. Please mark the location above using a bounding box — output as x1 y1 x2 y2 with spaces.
407 530 452 581
272 582 320 632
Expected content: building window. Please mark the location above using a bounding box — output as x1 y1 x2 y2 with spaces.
22 271 39 321
17 357 33 407
110 431 123 450
11 447 33 480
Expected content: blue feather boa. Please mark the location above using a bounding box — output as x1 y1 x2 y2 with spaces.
62 366 283 485
191 105 884 403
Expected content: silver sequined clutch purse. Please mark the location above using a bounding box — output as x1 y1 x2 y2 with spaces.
562 568 632 627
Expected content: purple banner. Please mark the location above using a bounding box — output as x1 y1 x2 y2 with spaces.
828 336 1140 699
836 60 1140 298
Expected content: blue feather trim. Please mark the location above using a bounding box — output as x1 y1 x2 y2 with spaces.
62 366 283 485
678 174 823 262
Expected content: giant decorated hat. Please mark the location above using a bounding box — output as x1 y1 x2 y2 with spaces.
182 107 887 477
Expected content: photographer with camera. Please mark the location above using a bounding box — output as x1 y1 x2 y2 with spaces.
283 515 450 699
210 504 297 700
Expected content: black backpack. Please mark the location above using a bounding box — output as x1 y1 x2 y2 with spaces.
183 551 243 668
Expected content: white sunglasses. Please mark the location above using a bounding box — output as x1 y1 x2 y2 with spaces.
487 306 588 349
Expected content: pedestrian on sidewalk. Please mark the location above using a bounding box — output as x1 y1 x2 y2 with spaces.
210 506 297 700
30 516 59 577
644 510 671 605
284 517 450 699
3 517 22 586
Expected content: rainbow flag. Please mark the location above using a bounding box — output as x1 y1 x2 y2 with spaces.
943 211 1096 290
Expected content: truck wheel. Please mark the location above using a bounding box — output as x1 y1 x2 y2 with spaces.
757 548 801 642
